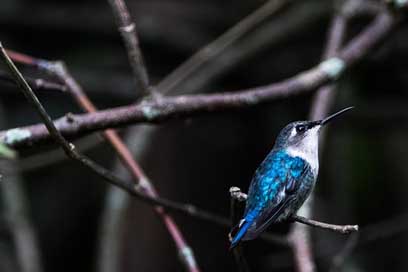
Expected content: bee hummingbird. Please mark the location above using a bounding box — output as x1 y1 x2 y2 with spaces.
230 107 353 249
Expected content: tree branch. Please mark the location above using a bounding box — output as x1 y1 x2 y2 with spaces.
107 0 152 96
291 215 358 234
0 71 67 93
229 187 358 234
0 10 395 149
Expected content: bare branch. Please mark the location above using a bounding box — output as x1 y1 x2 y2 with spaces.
229 187 358 234
0 71 67 93
291 215 358 234
0 10 395 149
107 0 152 96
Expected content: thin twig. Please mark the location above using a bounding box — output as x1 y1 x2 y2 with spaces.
0 71 67 93
107 0 152 96
229 187 358 234
4 50 45 67
292 215 358 234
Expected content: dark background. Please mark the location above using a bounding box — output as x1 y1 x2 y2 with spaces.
0 0 408 271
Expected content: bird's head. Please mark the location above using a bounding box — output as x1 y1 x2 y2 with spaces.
274 107 353 165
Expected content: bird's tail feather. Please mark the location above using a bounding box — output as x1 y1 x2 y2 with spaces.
229 219 253 250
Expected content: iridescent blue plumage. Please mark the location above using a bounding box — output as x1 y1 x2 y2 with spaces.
230 107 353 248
230 149 315 248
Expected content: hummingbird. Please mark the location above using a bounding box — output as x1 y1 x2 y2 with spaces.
229 107 353 249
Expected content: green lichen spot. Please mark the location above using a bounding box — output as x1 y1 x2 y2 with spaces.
0 143 16 159
4 128 31 145
244 95 259 105
142 105 160 121
319 57 345 79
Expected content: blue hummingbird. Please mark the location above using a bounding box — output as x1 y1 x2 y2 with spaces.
229 107 353 249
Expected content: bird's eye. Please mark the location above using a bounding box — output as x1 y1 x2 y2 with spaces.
296 125 306 133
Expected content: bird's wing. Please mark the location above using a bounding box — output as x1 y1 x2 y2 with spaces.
243 157 311 240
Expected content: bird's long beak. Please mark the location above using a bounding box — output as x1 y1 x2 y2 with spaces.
319 106 354 126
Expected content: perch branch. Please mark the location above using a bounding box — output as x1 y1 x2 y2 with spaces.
229 187 358 234
291 215 358 234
